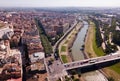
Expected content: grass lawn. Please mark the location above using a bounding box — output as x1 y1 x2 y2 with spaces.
61 55 68 63
92 24 105 56
109 63 120 74
61 46 67 52
84 22 105 58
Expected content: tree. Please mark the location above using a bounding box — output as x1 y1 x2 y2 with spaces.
70 70 77 75
92 18 103 47
71 75 74 79
112 30 120 46
78 73 81 78
74 78 80 81
108 77 114 81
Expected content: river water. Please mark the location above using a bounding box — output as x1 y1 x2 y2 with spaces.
71 20 108 81
71 21 88 61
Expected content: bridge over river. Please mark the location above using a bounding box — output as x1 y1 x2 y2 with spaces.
63 54 120 70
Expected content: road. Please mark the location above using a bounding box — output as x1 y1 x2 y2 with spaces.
53 20 78 54
47 60 67 81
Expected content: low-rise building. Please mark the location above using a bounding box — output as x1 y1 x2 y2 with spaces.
0 22 14 39
29 52 45 71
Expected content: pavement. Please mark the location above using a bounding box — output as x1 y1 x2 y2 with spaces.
47 60 67 81
82 70 108 81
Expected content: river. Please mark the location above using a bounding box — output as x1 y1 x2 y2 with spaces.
71 20 108 81
71 21 88 61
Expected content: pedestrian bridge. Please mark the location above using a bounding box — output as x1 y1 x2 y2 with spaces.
64 54 120 70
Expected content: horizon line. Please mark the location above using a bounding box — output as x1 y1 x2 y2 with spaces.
0 6 120 8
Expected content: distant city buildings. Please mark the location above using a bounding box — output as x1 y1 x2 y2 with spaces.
38 12 76 37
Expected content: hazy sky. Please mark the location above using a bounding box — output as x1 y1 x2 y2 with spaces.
0 0 120 7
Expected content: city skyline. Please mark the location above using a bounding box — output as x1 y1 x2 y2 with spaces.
0 0 120 7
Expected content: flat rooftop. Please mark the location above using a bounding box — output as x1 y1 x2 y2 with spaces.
0 22 5 28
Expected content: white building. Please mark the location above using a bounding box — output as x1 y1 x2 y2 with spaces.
0 24 14 39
